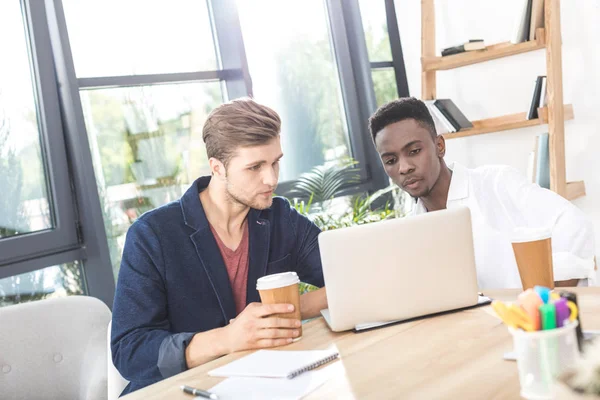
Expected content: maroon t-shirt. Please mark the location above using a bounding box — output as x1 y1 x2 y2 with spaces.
209 221 250 316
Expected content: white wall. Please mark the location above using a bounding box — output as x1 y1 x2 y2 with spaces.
394 0 600 282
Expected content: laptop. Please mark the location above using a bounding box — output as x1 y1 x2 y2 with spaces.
318 206 480 332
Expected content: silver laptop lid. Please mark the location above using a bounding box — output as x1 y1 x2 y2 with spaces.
318 206 478 332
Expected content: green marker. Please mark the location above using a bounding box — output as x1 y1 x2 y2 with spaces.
539 303 557 330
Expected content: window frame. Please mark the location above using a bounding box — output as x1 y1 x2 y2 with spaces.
0 1 82 274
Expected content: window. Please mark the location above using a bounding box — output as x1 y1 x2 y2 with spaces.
372 68 398 106
62 0 218 77
0 261 85 307
0 0 82 303
79 83 223 276
0 1 52 238
237 0 351 181
358 0 408 106
61 0 235 278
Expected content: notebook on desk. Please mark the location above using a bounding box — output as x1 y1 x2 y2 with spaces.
208 347 340 379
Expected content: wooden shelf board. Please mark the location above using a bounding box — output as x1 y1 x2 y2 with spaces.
442 104 573 140
566 181 586 201
423 34 546 72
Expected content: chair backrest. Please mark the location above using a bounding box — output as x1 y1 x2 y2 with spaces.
107 320 129 400
0 296 111 400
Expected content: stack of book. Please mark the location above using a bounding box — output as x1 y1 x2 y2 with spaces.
441 39 486 57
424 99 473 135
527 75 547 120
511 0 545 44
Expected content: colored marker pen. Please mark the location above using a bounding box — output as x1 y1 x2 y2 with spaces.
539 303 556 330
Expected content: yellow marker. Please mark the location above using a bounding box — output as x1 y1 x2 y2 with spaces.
566 301 578 322
491 301 535 332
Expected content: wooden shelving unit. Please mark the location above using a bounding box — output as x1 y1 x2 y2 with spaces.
421 0 584 201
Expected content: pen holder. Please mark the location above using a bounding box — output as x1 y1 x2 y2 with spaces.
509 321 580 400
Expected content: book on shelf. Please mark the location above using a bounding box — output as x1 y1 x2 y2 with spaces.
433 99 473 132
511 0 533 44
424 100 455 135
527 75 545 120
527 134 540 183
529 0 545 40
441 39 485 57
535 132 550 189
538 75 547 108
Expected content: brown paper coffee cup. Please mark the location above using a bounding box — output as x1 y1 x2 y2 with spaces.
511 228 554 290
256 272 302 340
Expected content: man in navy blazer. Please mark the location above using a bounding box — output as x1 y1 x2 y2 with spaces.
111 98 328 395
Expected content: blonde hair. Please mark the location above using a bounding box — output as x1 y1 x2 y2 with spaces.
202 97 281 166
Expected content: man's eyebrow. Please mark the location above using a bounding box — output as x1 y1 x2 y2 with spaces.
245 153 284 167
380 140 423 158
401 140 423 151
245 160 266 167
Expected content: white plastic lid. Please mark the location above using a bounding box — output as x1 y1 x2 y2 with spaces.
511 226 552 243
256 272 299 291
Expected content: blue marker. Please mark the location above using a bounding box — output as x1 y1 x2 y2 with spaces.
534 285 551 304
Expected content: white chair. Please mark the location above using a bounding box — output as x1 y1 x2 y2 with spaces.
107 320 129 400
0 296 111 400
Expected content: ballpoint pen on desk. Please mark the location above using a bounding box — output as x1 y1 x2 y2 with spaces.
181 385 219 400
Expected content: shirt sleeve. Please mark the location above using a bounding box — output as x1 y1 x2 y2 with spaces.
493 166 596 282
111 219 197 384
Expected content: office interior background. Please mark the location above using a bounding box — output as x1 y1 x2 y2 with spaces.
1 0 599 311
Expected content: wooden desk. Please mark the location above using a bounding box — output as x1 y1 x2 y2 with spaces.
123 288 600 400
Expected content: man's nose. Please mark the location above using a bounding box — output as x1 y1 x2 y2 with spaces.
398 157 415 175
263 166 278 187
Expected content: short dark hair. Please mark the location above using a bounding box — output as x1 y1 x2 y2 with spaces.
368 97 436 142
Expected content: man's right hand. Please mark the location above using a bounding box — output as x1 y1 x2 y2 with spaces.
223 302 301 353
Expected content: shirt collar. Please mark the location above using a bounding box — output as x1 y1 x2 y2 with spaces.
446 161 469 202
413 161 470 213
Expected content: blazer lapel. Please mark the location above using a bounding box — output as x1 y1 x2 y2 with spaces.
190 228 236 323
181 177 236 322
246 209 270 304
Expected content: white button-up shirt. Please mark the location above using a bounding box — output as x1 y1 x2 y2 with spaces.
413 162 596 289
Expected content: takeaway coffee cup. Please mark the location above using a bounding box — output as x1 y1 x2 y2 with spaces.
256 271 302 339
511 227 554 290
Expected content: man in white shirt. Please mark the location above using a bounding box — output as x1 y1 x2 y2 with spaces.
368 97 596 289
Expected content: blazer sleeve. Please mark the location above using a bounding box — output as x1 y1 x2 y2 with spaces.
287 204 325 287
111 219 195 384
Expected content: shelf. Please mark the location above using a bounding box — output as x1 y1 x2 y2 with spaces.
422 29 546 72
442 104 573 140
566 181 586 201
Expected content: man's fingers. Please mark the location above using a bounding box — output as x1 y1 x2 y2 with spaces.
259 317 301 329
255 338 294 348
254 303 295 317
257 328 299 340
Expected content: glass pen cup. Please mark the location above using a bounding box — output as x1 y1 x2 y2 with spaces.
509 321 580 400
256 272 303 341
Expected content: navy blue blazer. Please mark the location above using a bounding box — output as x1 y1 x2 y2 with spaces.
111 177 324 395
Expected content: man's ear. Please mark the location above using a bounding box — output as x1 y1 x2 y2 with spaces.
436 135 446 158
209 157 226 179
